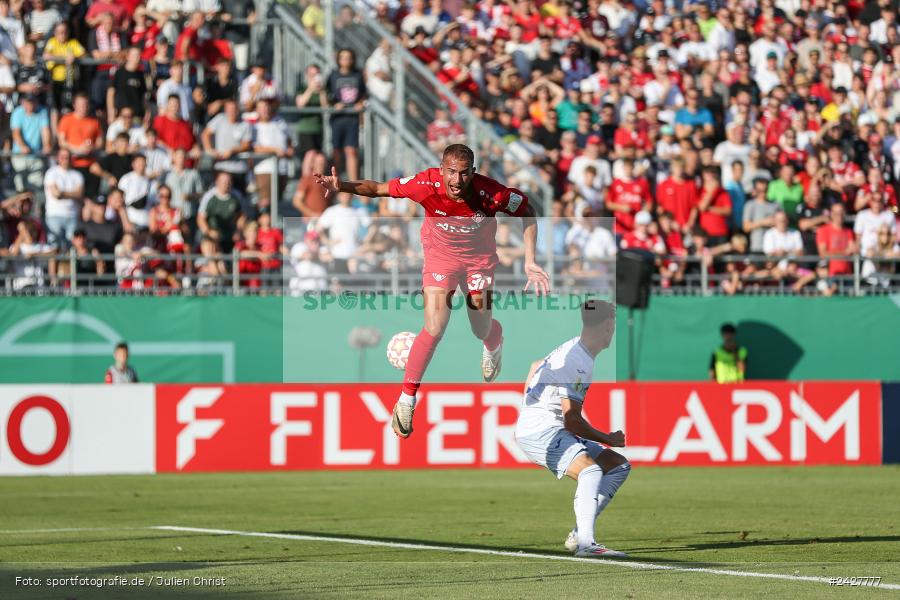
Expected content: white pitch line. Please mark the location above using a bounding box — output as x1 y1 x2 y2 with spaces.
0 527 142 535
153 525 900 591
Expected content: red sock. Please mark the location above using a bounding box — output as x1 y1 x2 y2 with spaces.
483 319 503 351
402 329 441 396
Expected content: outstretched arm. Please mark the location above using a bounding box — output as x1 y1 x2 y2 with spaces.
314 166 390 200
521 203 551 293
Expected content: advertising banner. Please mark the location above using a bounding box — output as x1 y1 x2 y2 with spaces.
155 382 882 472
0 385 156 475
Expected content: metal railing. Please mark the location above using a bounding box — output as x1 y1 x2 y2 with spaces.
2 250 897 297
269 3 438 183
326 0 555 211
268 0 557 281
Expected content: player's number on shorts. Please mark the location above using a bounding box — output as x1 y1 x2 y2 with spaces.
467 273 492 291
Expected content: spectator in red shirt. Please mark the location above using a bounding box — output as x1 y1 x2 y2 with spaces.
175 12 206 62
437 44 480 97
614 112 651 155
697 166 733 245
656 158 699 231
621 210 666 256
200 20 234 69
606 158 652 234
153 95 200 161
235 220 264 288
129 6 162 60
86 0 127 29
256 210 284 273
815 202 856 276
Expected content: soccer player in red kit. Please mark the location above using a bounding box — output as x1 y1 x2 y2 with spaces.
315 144 550 438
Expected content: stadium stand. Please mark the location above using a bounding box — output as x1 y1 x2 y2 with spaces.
0 0 898 295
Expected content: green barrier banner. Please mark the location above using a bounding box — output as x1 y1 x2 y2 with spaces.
0 296 897 383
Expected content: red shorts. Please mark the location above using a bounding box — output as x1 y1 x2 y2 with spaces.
422 253 496 295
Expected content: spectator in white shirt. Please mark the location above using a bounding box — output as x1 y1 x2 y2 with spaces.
854 194 897 254
0 0 25 51
568 136 613 190
182 0 220 17
289 230 329 293
252 99 293 211
754 52 782 95
762 209 803 277
317 192 368 273
748 22 785 71
156 61 193 120
365 38 393 104
869 7 898 45
118 154 153 230
202 99 252 190
400 0 437 38
239 62 281 117
105 106 144 152
713 122 751 184
43 148 84 250
142 128 172 181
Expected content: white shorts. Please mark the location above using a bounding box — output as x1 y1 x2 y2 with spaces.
515 427 606 479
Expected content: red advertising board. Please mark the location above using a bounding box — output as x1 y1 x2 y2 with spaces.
155 382 882 472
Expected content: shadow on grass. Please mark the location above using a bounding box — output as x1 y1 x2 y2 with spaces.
272 528 742 567
627 534 900 553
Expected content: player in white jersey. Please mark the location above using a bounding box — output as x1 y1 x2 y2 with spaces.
515 300 631 558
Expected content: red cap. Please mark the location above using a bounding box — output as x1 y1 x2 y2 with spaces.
304 230 320 242
587 134 602 145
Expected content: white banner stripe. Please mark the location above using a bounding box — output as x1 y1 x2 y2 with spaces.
152 526 900 591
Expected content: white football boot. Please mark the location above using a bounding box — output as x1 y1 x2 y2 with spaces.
564 530 578 552
481 339 503 382
574 543 628 558
391 399 415 438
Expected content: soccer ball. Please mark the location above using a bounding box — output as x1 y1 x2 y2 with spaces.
386 331 416 370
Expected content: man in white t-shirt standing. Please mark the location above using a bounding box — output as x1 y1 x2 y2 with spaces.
762 209 804 279
854 194 896 254
515 300 630 558
43 148 84 250
118 154 153 230
316 191 368 274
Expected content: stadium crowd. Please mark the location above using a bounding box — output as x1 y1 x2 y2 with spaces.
1 0 899 295
348 0 900 293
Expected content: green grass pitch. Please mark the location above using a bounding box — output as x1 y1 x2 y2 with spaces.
1 466 898 599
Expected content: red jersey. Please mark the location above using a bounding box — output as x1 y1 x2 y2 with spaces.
151 206 178 233
621 231 665 253
815 223 854 275
857 183 897 209
698 187 732 237
544 15 581 39
257 226 284 270
607 177 651 233
174 25 201 61
830 160 862 188
153 115 195 153
656 177 699 228
388 168 529 262
613 126 650 151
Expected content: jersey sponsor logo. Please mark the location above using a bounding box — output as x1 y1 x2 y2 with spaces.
507 192 523 212
399 176 414 184
435 210 447 216
466 272 492 291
